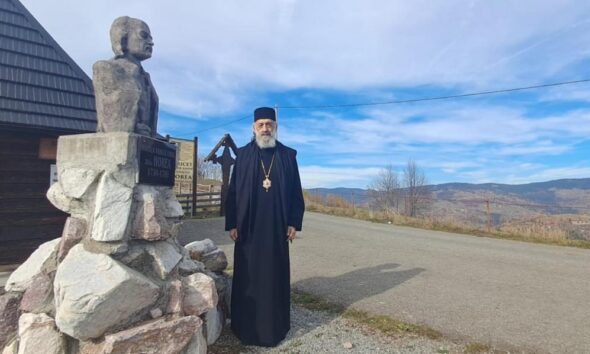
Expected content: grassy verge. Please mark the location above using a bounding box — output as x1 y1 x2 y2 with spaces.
292 289 441 339
292 288 508 354
305 202 590 250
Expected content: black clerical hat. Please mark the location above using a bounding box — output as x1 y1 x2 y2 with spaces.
254 107 276 121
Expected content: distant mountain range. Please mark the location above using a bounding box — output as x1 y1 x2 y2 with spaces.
306 178 590 228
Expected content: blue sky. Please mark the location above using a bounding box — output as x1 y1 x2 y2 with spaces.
22 0 590 188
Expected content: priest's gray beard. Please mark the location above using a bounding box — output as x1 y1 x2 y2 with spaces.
255 130 277 149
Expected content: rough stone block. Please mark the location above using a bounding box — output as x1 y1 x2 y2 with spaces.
0 292 21 349
1 337 18 354
91 173 133 242
46 182 73 214
5 238 59 293
204 305 224 345
145 241 183 280
178 254 204 276
82 238 128 256
60 167 100 199
58 217 86 262
184 239 216 261
201 249 228 272
159 188 184 218
166 280 183 315
133 197 162 240
54 245 159 340
183 329 207 354
57 133 140 189
149 308 162 319
132 186 183 241
80 316 202 354
182 273 217 316
19 272 54 314
18 313 66 354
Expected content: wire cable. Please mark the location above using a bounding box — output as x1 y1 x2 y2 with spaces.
196 114 251 134
280 78 590 109
195 78 590 133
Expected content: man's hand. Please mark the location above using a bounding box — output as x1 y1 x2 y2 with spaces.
229 228 238 241
287 226 296 242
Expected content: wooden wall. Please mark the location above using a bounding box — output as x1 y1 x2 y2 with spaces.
0 129 66 265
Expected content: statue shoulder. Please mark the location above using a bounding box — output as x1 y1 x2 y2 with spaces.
92 58 141 77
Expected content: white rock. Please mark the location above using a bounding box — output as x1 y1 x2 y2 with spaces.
46 182 72 214
5 238 60 292
145 241 183 280
1 338 18 354
204 305 224 345
182 273 218 316
178 254 204 276
342 341 354 349
160 188 184 218
60 168 99 199
184 239 216 260
149 308 162 319
54 245 160 340
183 329 207 354
91 173 133 242
17 313 65 354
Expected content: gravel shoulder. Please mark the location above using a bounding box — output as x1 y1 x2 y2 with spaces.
210 304 467 354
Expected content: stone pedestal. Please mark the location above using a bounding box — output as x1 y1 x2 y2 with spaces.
2 132 218 353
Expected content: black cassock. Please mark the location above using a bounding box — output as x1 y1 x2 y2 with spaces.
225 141 305 347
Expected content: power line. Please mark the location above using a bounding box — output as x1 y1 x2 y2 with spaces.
280 78 590 109
196 114 250 134
195 78 590 133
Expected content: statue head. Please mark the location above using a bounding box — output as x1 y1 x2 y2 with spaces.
110 16 153 61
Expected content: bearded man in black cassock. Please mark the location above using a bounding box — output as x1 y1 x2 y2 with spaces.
225 107 305 347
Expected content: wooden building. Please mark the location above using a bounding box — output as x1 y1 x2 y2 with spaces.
0 0 96 264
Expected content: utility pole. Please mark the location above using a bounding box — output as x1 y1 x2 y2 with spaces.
486 199 492 232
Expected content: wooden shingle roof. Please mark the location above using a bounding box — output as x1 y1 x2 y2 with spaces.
0 0 96 132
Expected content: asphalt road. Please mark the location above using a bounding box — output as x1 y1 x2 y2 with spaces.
179 212 590 354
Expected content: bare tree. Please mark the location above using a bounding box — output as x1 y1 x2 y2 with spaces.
197 155 222 181
367 164 400 215
402 159 431 217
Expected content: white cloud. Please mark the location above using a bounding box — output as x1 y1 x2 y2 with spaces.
20 0 590 116
299 166 381 188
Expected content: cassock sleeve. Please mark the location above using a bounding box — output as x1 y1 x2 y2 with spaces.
225 160 237 231
288 151 305 231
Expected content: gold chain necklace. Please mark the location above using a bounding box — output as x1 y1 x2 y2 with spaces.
260 152 276 192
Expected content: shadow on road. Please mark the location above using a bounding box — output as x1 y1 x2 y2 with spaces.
293 263 425 308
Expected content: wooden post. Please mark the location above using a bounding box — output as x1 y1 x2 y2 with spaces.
203 134 238 217
192 137 198 217
219 145 233 216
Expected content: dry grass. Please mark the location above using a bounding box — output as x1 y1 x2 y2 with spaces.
464 342 492 353
292 289 442 340
304 195 590 249
342 309 442 340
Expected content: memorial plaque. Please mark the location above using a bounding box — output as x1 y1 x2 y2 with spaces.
169 138 194 194
138 137 177 186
